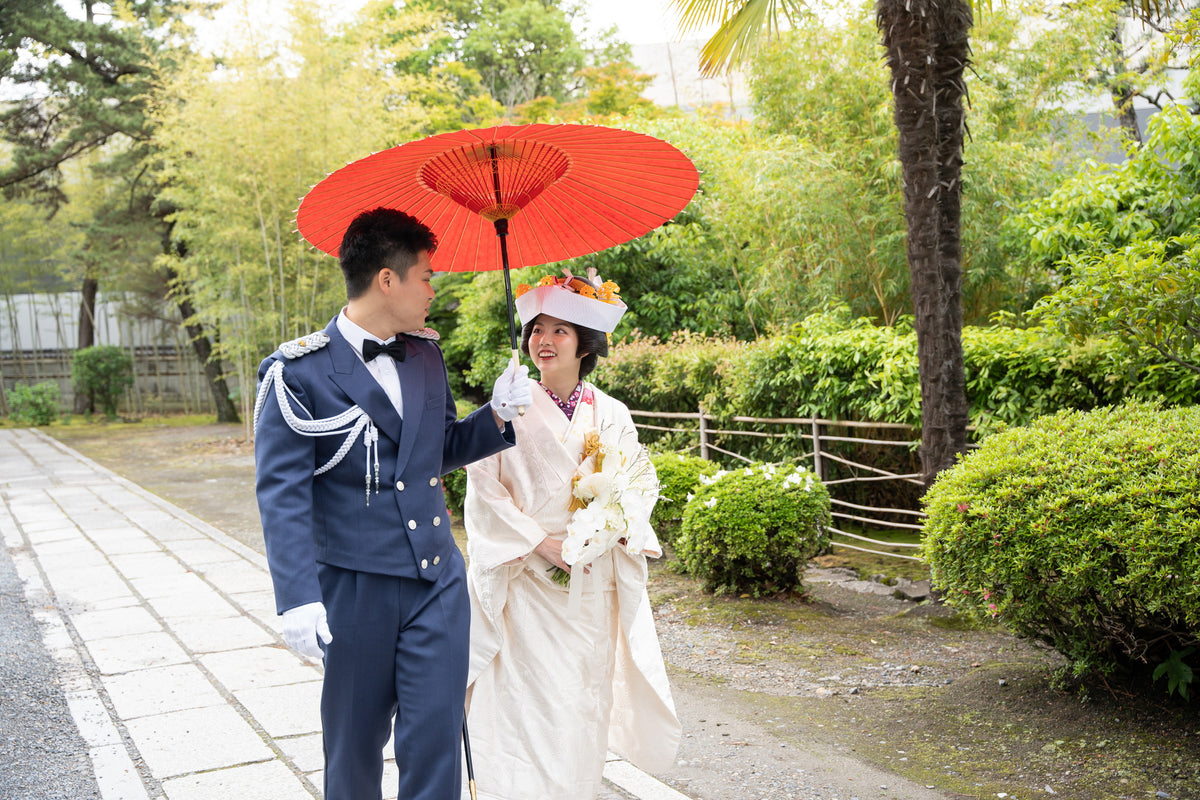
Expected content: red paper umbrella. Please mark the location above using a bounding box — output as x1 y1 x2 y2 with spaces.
297 123 699 352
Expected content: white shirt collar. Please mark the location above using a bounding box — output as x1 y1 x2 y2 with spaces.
337 308 396 361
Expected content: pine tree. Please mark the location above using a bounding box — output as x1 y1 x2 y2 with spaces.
0 0 240 421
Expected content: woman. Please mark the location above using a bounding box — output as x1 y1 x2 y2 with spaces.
461 271 679 800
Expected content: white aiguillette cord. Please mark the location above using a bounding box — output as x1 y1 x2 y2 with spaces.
253 361 381 504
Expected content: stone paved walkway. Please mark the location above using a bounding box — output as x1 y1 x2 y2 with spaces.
0 428 687 800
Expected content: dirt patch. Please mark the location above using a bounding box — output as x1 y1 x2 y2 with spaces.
47 420 1200 800
647 562 1200 800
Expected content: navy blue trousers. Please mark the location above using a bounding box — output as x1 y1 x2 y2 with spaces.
317 553 470 800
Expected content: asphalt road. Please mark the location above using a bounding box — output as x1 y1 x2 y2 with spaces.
0 541 103 800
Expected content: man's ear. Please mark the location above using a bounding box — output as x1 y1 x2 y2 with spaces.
376 268 394 293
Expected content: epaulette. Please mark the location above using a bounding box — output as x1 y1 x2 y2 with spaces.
403 327 440 341
278 331 331 359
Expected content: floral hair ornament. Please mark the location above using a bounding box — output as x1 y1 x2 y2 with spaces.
514 267 627 333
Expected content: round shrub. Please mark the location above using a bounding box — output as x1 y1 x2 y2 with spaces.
923 402 1200 691
649 451 718 545
71 345 134 418
677 461 831 596
6 381 61 425
441 468 466 517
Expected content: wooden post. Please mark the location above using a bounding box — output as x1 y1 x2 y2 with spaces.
698 405 709 460
811 419 823 480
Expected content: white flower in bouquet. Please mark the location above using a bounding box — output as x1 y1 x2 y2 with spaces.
572 471 608 506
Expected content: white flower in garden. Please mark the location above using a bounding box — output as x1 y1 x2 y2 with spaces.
704 497 718 508
782 467 816 491
686 492 694 502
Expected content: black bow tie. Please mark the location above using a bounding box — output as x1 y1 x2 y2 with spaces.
362 338 407 362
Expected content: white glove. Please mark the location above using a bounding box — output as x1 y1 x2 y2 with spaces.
281 601 332 658
490 362 532 422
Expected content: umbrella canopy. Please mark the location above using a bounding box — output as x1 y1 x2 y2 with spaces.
296 123 699 272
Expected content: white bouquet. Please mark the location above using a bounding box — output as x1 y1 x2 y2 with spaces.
552 423 658 584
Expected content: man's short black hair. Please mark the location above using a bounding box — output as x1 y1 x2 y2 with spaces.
520 315 609 380
338 207 438 299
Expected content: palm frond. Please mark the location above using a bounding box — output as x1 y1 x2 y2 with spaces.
670 0 734 31
694 0 805 76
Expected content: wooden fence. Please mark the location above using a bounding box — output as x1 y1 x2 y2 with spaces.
1 291 227 417
630 407 927 562
0 345 225 417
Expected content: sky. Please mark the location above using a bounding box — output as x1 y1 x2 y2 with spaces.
200 0 701 49
0 1 718 105
574 0 691 45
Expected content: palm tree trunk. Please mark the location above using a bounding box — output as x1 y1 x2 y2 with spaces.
877 0 971 487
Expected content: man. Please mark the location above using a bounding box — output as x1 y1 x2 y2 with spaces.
253 207 531 800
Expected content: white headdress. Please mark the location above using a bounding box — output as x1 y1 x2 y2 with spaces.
514 267 627 333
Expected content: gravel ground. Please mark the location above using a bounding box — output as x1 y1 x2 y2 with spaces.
0 543 103 800
646 575 973 800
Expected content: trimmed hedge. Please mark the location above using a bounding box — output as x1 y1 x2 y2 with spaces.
677 461 831 596
6 381 61 425
649 451 718 545
441 399 481 517
922 402 1200 693
590 314 1200 515
442 468 466 517
596 330 742 417
71 345 134 418
591 312 1200 438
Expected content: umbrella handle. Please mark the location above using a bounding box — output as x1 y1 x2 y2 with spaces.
492 218 524 416
511 348 526 417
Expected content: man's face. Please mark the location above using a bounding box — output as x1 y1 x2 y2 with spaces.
385 250 435 333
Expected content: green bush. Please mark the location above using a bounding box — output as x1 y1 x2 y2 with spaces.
677 461 831 596
922 402 1200 694
594 330 741 418
590 312 1200 517
6 381 61 425
71 345 134 418
590 311 1200 436
442 468 466 517
649 451 718 545
440 399 481 516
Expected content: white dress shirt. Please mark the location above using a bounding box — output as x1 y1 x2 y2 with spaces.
337 310 404 418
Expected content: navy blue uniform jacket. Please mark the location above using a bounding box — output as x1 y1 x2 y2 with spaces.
254 317 515 614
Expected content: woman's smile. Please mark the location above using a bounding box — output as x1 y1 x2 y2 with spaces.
529 314 586 393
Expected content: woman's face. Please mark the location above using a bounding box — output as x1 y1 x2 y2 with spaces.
529 315 585 385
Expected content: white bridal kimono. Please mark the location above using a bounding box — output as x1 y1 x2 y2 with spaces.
462 379 680 800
